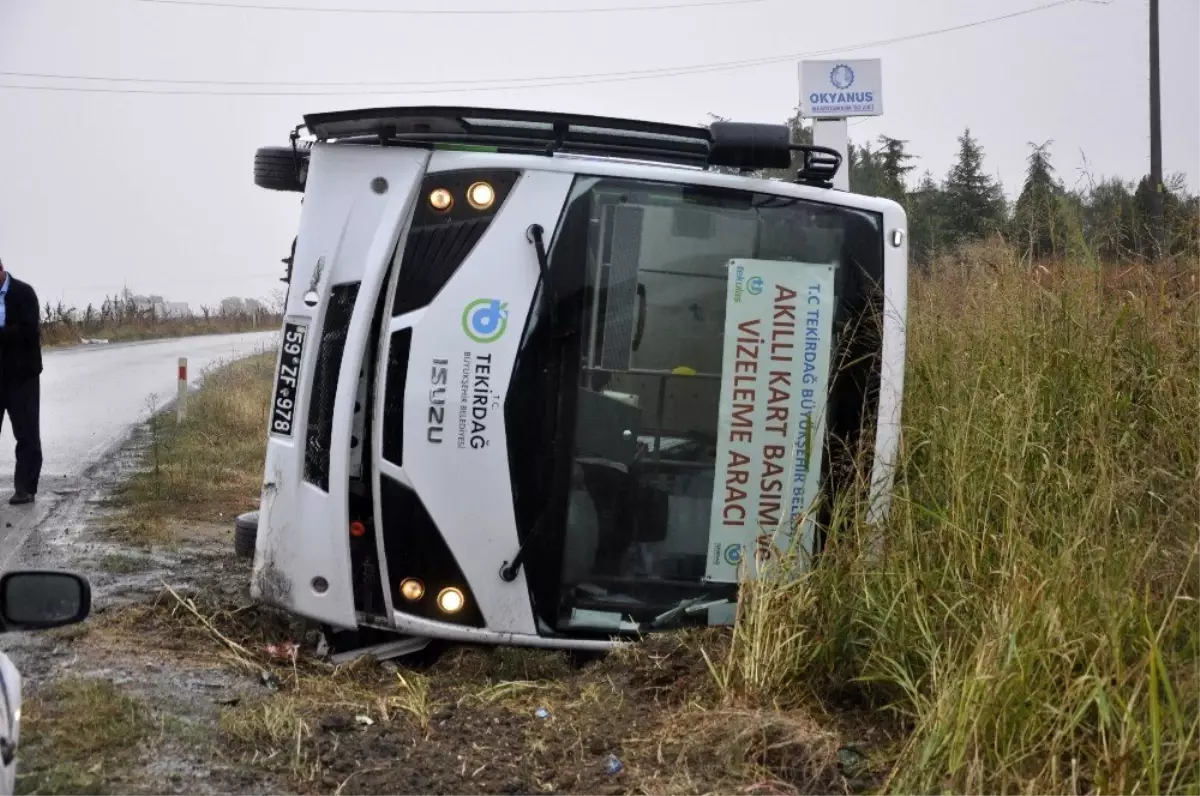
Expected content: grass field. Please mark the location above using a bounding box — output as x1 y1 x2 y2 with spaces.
722 250 1199 794
41 314 281 350
105 248 1198 793
109 352 277 543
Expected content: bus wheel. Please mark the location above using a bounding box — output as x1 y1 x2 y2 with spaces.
234 511 258 559
254 146 308 192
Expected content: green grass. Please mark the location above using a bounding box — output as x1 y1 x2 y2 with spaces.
98 552 156 574
719 253 1199 794
15 678 151 795
110 350 277 544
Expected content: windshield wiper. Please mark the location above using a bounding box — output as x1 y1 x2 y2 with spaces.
498 224 560 584
526 223 558 328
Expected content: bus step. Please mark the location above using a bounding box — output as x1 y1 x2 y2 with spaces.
327 635 432 665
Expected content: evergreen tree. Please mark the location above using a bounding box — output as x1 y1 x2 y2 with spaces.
876 135 916 204
847 141 885 197
1080 177 1137 260
1012 141 1069 260
908 170 948 266
943 128 1006 244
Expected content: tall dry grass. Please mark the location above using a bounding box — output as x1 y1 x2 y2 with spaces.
41 314 280 349
722 252 1199 794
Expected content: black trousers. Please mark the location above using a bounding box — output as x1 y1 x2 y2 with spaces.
0 377 41 495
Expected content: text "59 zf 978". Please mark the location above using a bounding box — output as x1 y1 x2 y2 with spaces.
270 323 308 437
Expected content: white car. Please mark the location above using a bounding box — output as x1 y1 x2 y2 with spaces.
0 571 92 795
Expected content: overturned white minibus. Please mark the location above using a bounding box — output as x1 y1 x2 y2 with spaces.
243 106 907 659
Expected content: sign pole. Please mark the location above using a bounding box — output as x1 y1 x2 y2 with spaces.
812 118 850 191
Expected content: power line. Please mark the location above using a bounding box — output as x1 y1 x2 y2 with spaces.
0 0 1108 97
133 0 772 14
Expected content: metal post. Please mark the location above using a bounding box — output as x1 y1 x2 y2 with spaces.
1149 0 1163 259
177 357 188 423
813 118 850 192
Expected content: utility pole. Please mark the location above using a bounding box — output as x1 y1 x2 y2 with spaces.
1148 0 1163 258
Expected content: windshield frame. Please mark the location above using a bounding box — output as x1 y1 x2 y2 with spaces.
505 172 887 636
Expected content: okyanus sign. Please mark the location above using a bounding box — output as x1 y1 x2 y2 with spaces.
800 59 883 118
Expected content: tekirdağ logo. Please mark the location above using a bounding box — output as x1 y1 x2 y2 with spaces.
724 544 743 566
747 276 764 296
830 63 855 90
462 298 509 344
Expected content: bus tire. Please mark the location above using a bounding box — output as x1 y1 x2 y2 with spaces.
234 511 259 559
254 146 307 192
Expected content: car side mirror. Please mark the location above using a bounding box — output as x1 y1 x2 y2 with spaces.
0 571 91 631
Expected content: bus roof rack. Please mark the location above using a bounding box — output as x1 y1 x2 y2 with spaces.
301 106 793 171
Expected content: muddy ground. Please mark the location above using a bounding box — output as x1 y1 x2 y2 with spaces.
0 425 879 796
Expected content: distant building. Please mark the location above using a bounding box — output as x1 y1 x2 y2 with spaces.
220 297 266 316
220 297 246 316
125 293 190 319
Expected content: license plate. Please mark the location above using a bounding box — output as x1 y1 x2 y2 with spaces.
270 322 307 438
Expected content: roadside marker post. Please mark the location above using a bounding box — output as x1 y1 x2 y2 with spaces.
177 357 188 423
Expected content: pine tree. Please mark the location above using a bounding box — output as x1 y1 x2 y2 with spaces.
1012 141 1068 261
876 135 916 204
943 128 1006 245
908 170 948 266
848 141 886 197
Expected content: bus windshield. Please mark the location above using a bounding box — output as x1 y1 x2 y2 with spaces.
506 175 884 634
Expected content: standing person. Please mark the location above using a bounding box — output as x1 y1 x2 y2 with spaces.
0 258 42 505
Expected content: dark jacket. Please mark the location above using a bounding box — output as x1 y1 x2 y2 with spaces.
0 275 43 383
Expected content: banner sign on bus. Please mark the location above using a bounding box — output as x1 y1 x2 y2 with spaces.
705 259 835 583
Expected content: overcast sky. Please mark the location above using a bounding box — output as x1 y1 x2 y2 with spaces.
1 0 1197 311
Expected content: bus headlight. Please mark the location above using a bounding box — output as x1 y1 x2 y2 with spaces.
429 188 453 211
399 578 424 602
437 587 465 614
466 181 495 210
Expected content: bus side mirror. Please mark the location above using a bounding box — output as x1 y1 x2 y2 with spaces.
0 571 91 632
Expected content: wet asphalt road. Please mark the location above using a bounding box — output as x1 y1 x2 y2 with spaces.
0 331 277 568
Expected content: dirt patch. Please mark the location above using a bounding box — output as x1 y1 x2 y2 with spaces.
15 555 857 796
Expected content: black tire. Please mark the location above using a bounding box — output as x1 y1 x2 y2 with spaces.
254 146 308 192
234 511 259 559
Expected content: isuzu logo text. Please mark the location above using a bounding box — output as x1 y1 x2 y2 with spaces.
428 358 448 444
